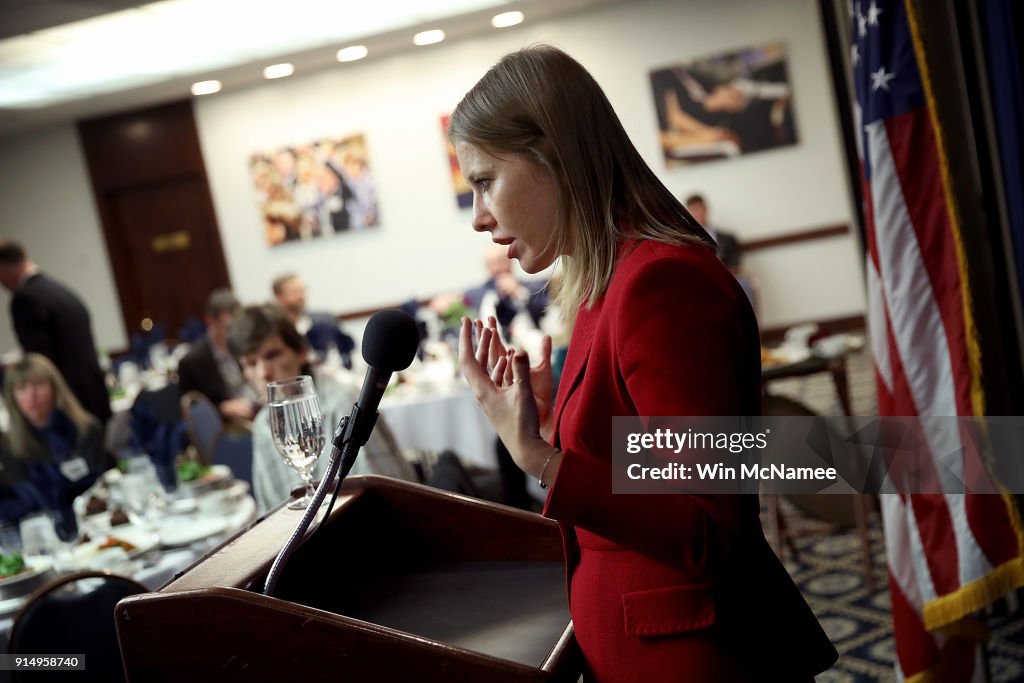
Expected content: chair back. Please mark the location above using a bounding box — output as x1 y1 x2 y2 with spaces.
181 391 222 465
130 384 186 489
212 427 255 492
8 571 148 683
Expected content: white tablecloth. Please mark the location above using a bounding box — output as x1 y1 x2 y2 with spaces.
0 494 257 675
380 386 497 469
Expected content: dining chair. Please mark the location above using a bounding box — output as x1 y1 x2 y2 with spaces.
761 394 878 592
180 391 222 465
130 383 187 489
211 427 255 492
8 570 148 683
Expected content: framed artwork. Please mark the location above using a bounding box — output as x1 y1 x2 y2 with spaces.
650 41 798 166
441 114 472 209
249 133 379 246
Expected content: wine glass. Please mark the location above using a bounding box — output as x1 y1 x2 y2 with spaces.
267 375 326 510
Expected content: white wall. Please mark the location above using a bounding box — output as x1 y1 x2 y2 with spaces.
0 125 127 353
0 0 864 354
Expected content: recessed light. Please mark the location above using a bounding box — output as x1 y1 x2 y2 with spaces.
337 45 369 62
413 29 445 46
263 63 295 79
191 80 222 96
491 11 524 28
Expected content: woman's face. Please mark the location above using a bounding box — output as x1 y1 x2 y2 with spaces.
14 377 54 428
454 141 561 274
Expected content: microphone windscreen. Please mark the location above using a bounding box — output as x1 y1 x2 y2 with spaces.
361 309 420 372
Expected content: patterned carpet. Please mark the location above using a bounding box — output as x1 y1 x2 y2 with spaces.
772 491 1024 682
763 345 1024 681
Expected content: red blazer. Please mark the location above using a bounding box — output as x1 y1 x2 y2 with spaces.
543 240 836 682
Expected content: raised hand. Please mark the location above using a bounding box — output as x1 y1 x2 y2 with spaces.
459 318 555 479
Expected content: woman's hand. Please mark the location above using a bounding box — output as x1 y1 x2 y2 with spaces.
459 318 555 478
476 317 555 441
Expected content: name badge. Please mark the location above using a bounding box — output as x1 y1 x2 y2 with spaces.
60 457 90 482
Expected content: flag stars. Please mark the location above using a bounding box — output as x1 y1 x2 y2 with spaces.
871 66 896 91
858 13 868 37
851 44 860 67
866 1 883 26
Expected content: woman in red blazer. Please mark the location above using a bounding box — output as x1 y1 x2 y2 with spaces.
451 46 837 682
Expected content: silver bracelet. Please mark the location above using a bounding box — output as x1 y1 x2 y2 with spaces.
538 448 559 489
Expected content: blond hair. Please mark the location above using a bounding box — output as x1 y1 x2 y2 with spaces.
2 353 98 461
448 45 713 312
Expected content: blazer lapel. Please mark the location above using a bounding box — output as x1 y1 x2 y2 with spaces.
551 304 598 447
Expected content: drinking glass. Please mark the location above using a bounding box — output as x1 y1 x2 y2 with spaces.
267 375 326 510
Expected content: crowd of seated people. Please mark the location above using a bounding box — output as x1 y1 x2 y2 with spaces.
0 253 569 522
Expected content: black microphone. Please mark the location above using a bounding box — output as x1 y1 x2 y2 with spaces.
349 309 420 448
263 309 419 596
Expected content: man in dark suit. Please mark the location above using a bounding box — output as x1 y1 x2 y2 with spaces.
685 194 755 311
177 289 259 421
0 240 112 425
272 273 354 366
464 245 549 343
684 194 742 270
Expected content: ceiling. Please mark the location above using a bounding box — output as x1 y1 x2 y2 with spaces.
0 0 622 140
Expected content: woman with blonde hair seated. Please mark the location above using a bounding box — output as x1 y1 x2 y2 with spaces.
0 353 109 538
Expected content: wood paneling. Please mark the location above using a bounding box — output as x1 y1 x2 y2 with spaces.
78 100 229 340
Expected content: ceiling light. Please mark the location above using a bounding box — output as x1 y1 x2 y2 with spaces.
336 45 368 62
263 63 295 79
0 0 507 110
491 11 524 28
413 29 445 46
191 80 222 96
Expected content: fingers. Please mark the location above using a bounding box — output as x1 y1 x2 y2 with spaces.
538 334 552 367
511 350 532 390
458 318 491 389
475 325 492 368
487 316 506 360
490 354 508 384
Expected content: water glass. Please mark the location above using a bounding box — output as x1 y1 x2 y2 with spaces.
19 513 62 558
267 375 325 510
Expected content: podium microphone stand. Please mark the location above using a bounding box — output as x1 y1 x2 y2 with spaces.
115 475 583 682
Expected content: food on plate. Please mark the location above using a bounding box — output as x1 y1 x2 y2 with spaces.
176 460 211 483
0 552 26 578
85 495 108 515
99 536 137 553
761 347 787 367
110 508 131 526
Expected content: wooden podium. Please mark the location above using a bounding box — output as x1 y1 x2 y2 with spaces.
116 476 582 682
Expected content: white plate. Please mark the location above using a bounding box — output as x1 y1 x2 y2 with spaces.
0 556 52 585
156 517 228 548
178 464 233 493
74 526 159 563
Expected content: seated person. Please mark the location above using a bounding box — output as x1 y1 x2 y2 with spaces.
272 273 354 366
227 305 415 514
464 245 549 343
177 288 260 421
0 354 110 538
685 193 756 309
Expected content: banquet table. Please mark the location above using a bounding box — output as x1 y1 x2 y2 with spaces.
0 484 257 681
380 385 498 469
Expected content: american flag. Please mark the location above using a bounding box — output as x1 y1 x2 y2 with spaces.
851 0 1024 680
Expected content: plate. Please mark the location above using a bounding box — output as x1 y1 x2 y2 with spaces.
155 517 228 548
0 560 57 613
761 346 811 369
178 464 233 495
74 526 159 563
